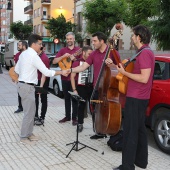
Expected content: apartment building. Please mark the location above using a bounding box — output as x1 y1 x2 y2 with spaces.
24 0 74 53
0 0 12 45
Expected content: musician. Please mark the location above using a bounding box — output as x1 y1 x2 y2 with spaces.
113 25 154 170
66 32 120 139
34 43 50 126
15 34 68 145
71 45 93 132
53 32 81 126
14 40 28 113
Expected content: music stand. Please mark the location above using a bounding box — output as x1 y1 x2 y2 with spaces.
66 91 98 158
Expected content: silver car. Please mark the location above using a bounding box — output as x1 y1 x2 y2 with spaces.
47 54 63 97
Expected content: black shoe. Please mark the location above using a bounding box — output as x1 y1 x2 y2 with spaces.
34 117 39 121
72 119 78 126
113 165 122 170
35 118 44 126
90 134 107 139
14 108 23 113
77 124 83 133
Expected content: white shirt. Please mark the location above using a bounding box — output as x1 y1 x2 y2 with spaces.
15 47 55 85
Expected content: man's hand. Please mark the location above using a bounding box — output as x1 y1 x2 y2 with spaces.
105 58 113 65
73 90 78 95
116 63 125 75
69 54 75 61
61 69 70 77
62 53 70 59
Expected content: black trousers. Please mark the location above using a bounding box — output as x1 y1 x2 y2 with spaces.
18 93 23 109
35 79 49 119
62 80 77 120
76 85 93 124
122 97 148 170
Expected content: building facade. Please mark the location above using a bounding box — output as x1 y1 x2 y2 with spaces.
24 0 74 54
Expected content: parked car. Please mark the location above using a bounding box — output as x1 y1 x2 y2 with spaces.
46 53 63 98
146 54 170 154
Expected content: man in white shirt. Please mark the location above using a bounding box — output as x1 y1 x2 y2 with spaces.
15 34 68 145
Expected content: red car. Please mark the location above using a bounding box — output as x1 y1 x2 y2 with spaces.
145 54 170 154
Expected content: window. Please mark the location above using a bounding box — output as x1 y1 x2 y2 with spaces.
153 61 169 80
34 10 37 18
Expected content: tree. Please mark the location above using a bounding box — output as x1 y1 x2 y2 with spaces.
82 0 128 37
148 0 170 50
10 21 33 40
45 14 77 45
123 0 158 28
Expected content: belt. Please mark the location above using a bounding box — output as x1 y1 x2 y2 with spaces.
19 81 35 86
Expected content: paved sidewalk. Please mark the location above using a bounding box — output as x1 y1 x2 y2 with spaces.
0 68 169 170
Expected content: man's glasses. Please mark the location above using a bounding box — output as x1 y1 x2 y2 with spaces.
36 42 42 46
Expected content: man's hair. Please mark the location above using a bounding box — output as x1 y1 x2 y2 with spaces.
65 32 75 38
82 45 93 52
19 40 28 49
133 25 151 44
28 34 42 47
92 32 107 43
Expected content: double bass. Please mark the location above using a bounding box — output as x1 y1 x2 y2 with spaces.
90 30 123 136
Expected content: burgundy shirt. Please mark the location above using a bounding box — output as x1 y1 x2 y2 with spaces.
126 44 155 99
86 46 120 86
72 57 85 81
38 52 50 80
14 51 22 64
55 46 81 81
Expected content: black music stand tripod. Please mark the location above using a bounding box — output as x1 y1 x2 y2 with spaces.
66 91 98 158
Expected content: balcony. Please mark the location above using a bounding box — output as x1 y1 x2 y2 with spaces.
24 18 33 25
24 4 33 14
41 0 51 4
41 15 50 22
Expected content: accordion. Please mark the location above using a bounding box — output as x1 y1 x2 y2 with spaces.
78 61 93 85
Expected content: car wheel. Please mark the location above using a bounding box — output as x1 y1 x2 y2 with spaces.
154 113 170 154
53 80 62 97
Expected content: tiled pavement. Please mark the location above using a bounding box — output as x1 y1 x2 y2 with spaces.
0 67 169 170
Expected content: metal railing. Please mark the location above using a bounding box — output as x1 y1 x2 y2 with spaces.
24 18 33 25
41 0 51 3
24 4 33 13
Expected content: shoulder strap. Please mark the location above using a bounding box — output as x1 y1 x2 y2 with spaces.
124 47 151 67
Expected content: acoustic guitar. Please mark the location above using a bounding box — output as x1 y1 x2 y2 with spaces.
58 48 82 70
116 60 134 94
9 66 18 82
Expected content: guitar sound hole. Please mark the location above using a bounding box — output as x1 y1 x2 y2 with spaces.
66 58 71 62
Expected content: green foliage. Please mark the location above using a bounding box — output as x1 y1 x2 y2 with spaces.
123 0 170 50
123 0 159 28
45 14 76 43
10 21 33 40
148 0 170 50
83 0 128 37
